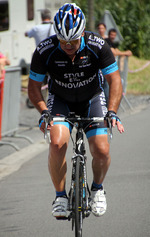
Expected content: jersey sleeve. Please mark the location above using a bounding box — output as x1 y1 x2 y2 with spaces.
29 48 47 82
98 40 118 75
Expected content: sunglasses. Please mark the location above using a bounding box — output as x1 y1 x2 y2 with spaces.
59 39 79 46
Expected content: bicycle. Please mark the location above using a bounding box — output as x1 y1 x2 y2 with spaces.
44 112 112 237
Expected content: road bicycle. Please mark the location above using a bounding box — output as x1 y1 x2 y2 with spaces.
44 113 112 237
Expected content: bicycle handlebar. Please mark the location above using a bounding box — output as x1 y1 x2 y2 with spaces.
52 117 104 122
43 115 112 141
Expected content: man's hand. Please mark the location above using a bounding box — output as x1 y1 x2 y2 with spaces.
105 110 124 134
39 110 53 133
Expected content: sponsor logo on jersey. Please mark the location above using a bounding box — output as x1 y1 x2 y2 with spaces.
54 61 68 66
47 93 55 113
55 73 96 89
80 56 88 59
37 39 54 54
99 92 107 116
79 56 91 67
88 35 105 45
88 34 105 49
64 72 84 80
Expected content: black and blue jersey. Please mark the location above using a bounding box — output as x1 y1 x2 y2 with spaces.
30 31 118 102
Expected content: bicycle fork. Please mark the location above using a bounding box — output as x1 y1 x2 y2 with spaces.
68 155 91 221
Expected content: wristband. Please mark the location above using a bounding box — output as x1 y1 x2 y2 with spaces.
42 109 49 115
108 110 116 114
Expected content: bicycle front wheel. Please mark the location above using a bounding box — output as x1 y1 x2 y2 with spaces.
75 156 83 237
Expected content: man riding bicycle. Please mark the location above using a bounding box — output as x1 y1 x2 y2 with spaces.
28 3 124 219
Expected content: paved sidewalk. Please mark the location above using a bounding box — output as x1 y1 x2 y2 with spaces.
0 92 43 160
0 140 48 180
0 92 49 179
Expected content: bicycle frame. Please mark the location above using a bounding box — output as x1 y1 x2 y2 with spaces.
67 120 91 237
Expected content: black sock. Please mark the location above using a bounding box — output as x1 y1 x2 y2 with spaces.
91 181 103 191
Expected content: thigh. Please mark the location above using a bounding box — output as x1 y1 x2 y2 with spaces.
88 134 109 152
84 92 108 138
47 92 72 132
50 124 70 147
87 91 107 118
47 92 70 116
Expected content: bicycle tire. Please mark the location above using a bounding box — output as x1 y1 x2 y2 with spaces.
75 156 83 237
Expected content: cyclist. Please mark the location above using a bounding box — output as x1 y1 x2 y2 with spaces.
28 3 124 219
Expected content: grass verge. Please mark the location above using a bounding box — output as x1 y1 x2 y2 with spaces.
127 56 150 95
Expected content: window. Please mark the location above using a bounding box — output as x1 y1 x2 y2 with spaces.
27 0 34 21
0 0 9 31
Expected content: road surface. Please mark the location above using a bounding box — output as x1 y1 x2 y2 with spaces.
0 105 150 237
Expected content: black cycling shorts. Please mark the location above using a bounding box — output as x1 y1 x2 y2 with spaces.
47 91 108 138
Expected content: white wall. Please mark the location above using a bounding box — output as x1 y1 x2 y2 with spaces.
0 0 70 70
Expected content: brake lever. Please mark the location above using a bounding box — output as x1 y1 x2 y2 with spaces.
43 115 50 139
107 118 113 140
44 119 48 139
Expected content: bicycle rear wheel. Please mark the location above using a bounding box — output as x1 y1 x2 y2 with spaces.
74 157 83 237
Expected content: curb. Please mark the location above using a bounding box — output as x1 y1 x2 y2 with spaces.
0 140 48 180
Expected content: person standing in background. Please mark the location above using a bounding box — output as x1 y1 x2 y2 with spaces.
0 52 10 78
25 9 55 106
25 9 55 46
97 22 108 39
0 52 10 138
105 28 132 57
103 28 132 105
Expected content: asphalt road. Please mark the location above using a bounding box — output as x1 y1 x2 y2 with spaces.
0 103 150 237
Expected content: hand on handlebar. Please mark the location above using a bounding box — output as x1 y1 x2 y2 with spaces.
39 110 53 133
105 110 124 134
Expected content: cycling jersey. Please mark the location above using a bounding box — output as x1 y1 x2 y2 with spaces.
30 31 118 103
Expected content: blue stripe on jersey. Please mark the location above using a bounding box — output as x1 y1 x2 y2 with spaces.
87 45 99 59
29 70 45 82
101 61 118 75
87 100 91 117
80 36 85 51
86 128 108 139
58 43 64 52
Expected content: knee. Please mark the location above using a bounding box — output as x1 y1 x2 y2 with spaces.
51 138 66 151
90 142 110 160
50 137 68 156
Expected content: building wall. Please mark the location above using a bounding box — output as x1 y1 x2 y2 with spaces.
0 0 70 70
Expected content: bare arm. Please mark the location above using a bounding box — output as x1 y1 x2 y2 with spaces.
105 70 122 113
111 48 132 57
28 78 48 114
105 70 124 133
